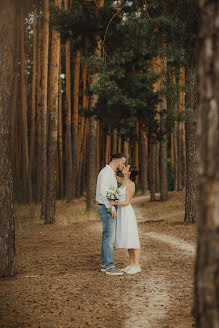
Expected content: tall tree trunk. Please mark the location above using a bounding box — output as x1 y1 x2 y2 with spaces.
178 67 186 190
105 132 111 164
20 7 29 201
134 123 139 183
123 139 129 163
11 28 19 175
65 0 73 202
58 52 63 199
195 2 219 326
184 67 198 223
174 123 179 190
0 0 16 277
45 0 61 224
139 125 148 193
79 61 88 196
86 116 97 210
150 138 156 201
159 56 168 201
112 128 117 153
170 132 174 169
86 0 104 211
178 123 183 190
118 135 121 152
40 0 49 219
36 13 42 202
72 47 81 198
28 7 37 203
160 111 168 200
96 120 100 174
155 142 160 193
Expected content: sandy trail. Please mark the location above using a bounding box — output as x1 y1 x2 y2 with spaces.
90 196 195 328
144 232 196 256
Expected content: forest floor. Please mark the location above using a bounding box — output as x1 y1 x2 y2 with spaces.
0 190 197 328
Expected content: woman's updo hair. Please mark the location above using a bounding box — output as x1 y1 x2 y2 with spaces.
129 165 139 182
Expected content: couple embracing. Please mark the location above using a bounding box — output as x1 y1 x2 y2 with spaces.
96 153 141 276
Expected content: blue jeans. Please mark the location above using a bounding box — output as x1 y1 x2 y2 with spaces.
98 205 116 269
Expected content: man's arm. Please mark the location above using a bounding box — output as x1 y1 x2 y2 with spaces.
100 173 116 214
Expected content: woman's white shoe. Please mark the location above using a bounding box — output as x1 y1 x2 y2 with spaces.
126 266 141 274
121 265 132 272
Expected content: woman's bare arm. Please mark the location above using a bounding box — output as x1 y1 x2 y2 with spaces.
110 183 134 206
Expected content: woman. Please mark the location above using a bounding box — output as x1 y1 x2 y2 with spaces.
110 164 141 274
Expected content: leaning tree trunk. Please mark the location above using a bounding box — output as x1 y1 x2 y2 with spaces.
195 1 219 326
40 0 49 219
0 0 16 277
45 0 61 224
184 67 198 223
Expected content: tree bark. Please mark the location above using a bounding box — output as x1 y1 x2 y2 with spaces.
195 1 219 326
72 47 81 198
86 116 97 210
155 142 160 193
160 111 168 200
65 0 73 202
11 28 19 175
36 12 42 203
45 0 61 224
20 7 29 200
40 0 49 219
86 0 104 211
139 125 148 193
58 52 63 199
184 67 198 223
150 138 156 201
28 7 37 203
112 128 117 153
173 123 179 190
0 0 16 277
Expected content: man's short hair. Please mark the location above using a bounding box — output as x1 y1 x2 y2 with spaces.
110 153 125 162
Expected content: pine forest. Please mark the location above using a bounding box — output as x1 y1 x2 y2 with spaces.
0 0 218 327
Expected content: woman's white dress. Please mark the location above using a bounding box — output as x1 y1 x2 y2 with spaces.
114 183 140 249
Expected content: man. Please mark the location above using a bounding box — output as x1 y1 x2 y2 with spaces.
96 153 126 275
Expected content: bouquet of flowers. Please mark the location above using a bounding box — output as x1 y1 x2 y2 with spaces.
106 186 120 201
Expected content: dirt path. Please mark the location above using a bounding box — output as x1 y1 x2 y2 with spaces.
0 192 196 328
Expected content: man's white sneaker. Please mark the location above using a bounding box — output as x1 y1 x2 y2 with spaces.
121 265 132 272
126 266 141 274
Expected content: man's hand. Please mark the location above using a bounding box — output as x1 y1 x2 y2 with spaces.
111 210 117 219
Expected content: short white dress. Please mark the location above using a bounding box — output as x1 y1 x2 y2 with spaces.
114 183 140 249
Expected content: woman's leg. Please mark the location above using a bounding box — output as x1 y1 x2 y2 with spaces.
128 249 135 265
128 249 140 267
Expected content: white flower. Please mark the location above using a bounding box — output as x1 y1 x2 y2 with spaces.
106 186 120 201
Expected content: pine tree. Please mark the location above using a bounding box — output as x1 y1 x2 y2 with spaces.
45 0 61 224
195 1 219 325
0 0 16 277
40 0 49 219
